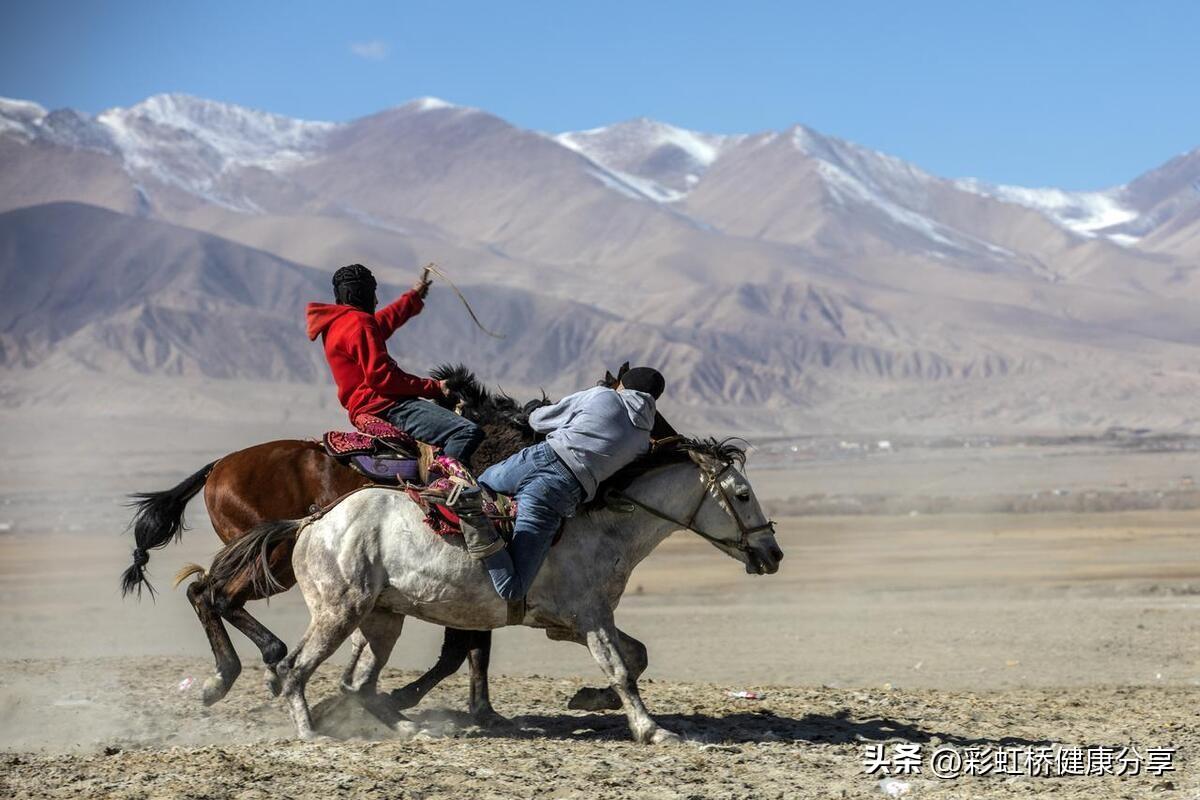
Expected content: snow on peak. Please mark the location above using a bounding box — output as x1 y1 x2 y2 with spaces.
955 179 1138 241
788 125 962 248
0 97 49 138
0 97 47 120
556 117 733 202
83 94 339 209
791 125 937 195
558 118 729 169
409 96 455 112
99 93 336 170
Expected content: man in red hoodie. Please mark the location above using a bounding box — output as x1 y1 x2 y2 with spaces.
305 264 484 463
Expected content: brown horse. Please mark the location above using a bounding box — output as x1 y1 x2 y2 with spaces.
121 365 539 725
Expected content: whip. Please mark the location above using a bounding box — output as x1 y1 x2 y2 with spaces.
421 262 505 339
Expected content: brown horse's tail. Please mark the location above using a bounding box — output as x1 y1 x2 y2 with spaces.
122 461 216 599
207 518 302 600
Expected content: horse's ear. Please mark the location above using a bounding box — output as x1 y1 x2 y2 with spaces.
603 370 617 386
617 362 631 379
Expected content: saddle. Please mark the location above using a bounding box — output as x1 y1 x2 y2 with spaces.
318 413 515 535
319 414 561 548
322 413 421 484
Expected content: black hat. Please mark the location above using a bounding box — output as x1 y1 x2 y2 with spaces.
332 264 377 311
619 366 665 399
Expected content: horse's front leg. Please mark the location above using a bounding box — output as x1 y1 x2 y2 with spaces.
464 629 508 727
569 628 646 711
389 627 469 708
583 621 679 745
388 628 508 727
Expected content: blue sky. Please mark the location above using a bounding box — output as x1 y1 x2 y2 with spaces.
1 1 1196 190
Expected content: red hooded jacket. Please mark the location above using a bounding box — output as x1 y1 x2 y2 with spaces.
305 290 442 423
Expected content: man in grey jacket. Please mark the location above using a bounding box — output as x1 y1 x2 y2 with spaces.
451 367 665 600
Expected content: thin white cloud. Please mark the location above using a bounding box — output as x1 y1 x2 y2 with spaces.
350 40 389 62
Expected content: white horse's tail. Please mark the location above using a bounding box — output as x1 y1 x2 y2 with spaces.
207 518 303 598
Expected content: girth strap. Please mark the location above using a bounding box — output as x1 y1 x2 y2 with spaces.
506 598 526 626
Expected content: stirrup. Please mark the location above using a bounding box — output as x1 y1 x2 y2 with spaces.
446 475 472 507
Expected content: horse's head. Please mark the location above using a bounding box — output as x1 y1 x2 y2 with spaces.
682 441 783 576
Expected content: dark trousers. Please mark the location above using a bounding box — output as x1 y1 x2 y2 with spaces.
384 398 484 463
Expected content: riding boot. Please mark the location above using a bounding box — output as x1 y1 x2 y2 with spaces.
450 487 505 560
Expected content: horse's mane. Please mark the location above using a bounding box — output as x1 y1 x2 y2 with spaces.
430 363 548 432
428 362 703 480
430 363 551 472
583 436 748 511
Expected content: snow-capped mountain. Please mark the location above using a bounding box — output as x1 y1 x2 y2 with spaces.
4 92 1198 260
98 94 336 185
956 146 1200 250
4 92 1200 431
1 94 338 210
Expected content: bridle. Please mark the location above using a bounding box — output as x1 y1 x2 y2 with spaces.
610 459 776 553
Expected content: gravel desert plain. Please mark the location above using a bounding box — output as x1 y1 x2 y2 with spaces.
1 419 1197 799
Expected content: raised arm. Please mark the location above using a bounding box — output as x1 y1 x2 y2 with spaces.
375 289 426 339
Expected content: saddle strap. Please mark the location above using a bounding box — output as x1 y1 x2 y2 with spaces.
506 598 526 626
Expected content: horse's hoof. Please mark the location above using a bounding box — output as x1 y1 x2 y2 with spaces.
389 687 422 710
391 719 420 737
264 666 282 697
568 686 622 711
650 727 683 745
471 707 513 729
201 676 230 706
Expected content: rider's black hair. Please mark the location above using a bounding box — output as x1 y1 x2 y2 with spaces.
332 263 377 312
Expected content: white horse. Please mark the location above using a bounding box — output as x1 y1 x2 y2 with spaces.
211 438 783 743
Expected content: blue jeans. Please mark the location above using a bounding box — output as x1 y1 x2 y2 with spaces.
478 442 584 600
385 398 484 463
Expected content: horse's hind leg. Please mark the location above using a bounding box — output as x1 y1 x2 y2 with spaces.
224 607 288 694
279 606 369 740
220 539 294 696
339 609 412 730
186 580 241 706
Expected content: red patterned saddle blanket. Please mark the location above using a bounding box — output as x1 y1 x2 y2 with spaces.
323 413 419 457
322 414 421 484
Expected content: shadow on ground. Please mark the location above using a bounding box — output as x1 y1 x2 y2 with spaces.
312 693 1051 748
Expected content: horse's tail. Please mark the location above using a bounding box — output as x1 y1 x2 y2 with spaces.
207 519 302 600
121 461 216 599
173 563 207 589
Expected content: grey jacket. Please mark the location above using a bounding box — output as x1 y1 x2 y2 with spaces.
529 386 655 501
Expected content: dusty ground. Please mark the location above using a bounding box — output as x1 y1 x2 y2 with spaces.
2 508 1199 797
1 659 1195 799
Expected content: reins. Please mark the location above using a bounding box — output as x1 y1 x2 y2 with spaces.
610 460 775 553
